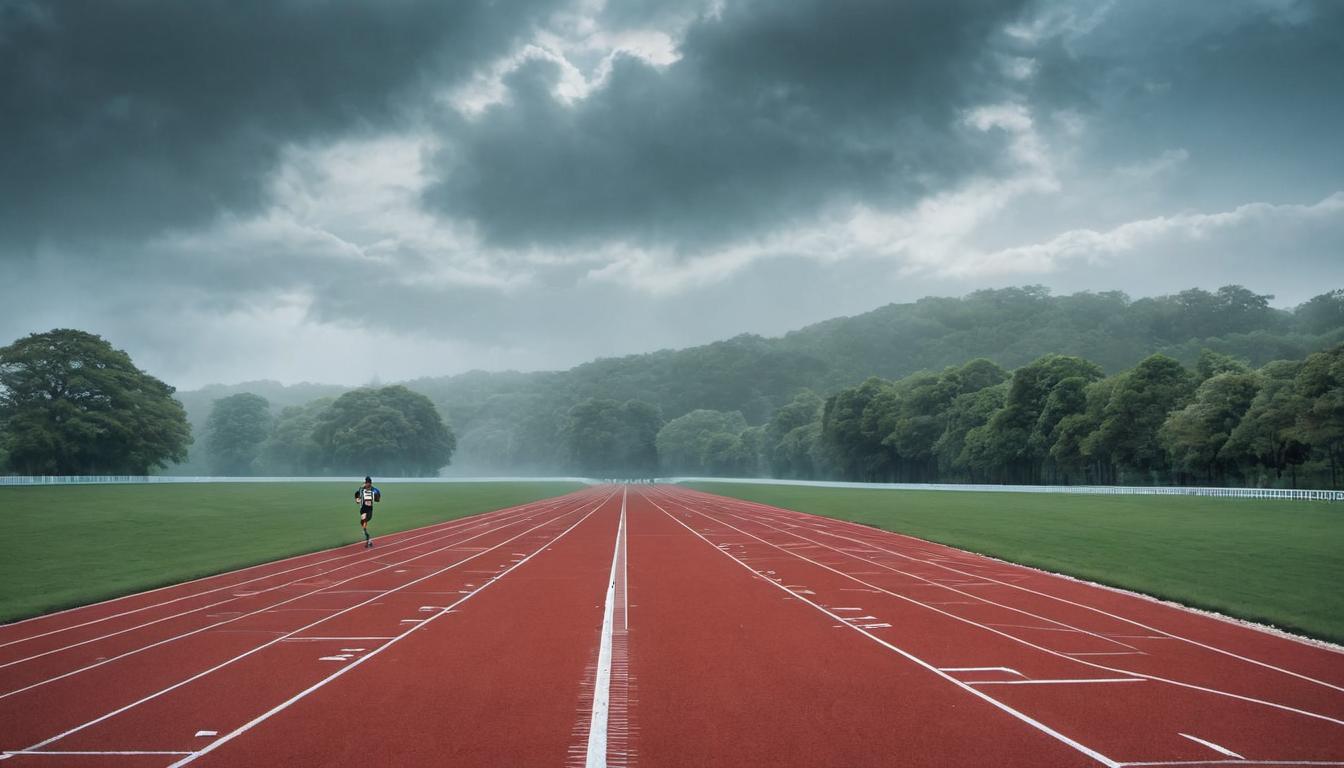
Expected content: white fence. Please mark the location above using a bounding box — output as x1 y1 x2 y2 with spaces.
660 477 1344 502
0 475 596 486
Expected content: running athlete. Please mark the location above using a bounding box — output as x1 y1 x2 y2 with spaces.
355 476 382 548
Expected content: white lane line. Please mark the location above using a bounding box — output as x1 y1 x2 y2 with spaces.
727 492 1344 693
167 496 609 768
669 492 1344 727
585 487 628 768
1178 733 1245 759
11 494 612 757
646 493 1121 768
940 667 1024 676
1118 762 1344 766
3 751 194 756
968 678 1143 685
280 637 394 642
0 495 574 647
194 731 217 737
0 497 592 700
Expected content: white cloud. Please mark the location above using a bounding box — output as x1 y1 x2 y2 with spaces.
954 191 1344 277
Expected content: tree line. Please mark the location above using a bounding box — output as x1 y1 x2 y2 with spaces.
666 345 1344 489
0 329 456 477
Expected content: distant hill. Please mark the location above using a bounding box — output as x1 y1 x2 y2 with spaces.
172 285 1344 474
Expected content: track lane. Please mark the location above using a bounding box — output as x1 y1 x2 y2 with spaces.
654 486 1344 766
178 489 626 767
630 487 1101 767
701 489 1344 691
0 491 589 654
0 497 575 668
0 489 605 756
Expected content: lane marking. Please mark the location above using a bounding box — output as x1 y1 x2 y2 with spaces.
11 493 614 758
194 731 217 738
646 493 1122 768
1118 762 1344 766
717 490 1344 693
585 487 628 768
940 667 1023 676
1178 733 1244 759
3 751 195 756
967 678 1143 685
665 490 1344 727
167 495 611 768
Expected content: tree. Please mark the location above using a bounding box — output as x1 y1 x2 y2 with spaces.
261 398 332 476
982 355 1103 483
562 398 663 477
1224 361 1309 487
1295 289 1344 335
765 390 824 477
1294 343 1344 487
0 329 191 474
1089 354 1194 482
1159 372 1259 484
656 409 749 475
311 386 455 476
204 393 272 476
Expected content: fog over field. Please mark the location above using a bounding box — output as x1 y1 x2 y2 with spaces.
1 0 1341 390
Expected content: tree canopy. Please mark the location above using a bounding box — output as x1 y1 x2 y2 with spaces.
0 329 191 474
204 393 272 476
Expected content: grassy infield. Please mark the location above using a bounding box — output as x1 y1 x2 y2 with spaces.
2 481 1341 644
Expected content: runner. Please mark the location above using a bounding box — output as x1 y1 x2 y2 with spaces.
355 476 381 548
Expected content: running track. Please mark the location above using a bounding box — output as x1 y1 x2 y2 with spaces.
2 485 1342 766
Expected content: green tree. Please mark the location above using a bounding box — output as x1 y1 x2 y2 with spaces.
311 385 455 476
204 393 272 476
1089 354 1194 481
982 355 1103 483
656 409 749 475
1294 343 1344 487
934 382 1007 482
764 390 824 477
1295 289 1344 335
0 329 191 474
1159 372 1259 484
261 398 332 476
1225 361 1310 487
562 398 663 477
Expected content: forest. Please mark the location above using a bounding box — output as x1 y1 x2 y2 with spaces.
14 285 1337 486
159 284 1344 487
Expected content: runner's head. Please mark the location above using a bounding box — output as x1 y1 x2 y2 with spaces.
364 476 373 487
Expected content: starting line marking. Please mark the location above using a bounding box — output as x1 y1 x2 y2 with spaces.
1178 733 1245 759
194 731 217 738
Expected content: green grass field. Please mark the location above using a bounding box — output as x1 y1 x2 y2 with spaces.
0 481 583 623
685 482 1344 645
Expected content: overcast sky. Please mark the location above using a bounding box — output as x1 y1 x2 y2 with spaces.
2 0 1341 390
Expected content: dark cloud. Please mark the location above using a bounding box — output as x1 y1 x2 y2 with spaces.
1054 0 1344 206
425 0 1036 249
0 0 562 247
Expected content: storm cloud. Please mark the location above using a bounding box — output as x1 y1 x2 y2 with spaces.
1 0 1341 389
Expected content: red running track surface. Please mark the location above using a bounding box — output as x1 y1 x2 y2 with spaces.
1 485 1341 767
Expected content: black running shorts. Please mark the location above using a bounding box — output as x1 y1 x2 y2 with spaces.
360 505 374 523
